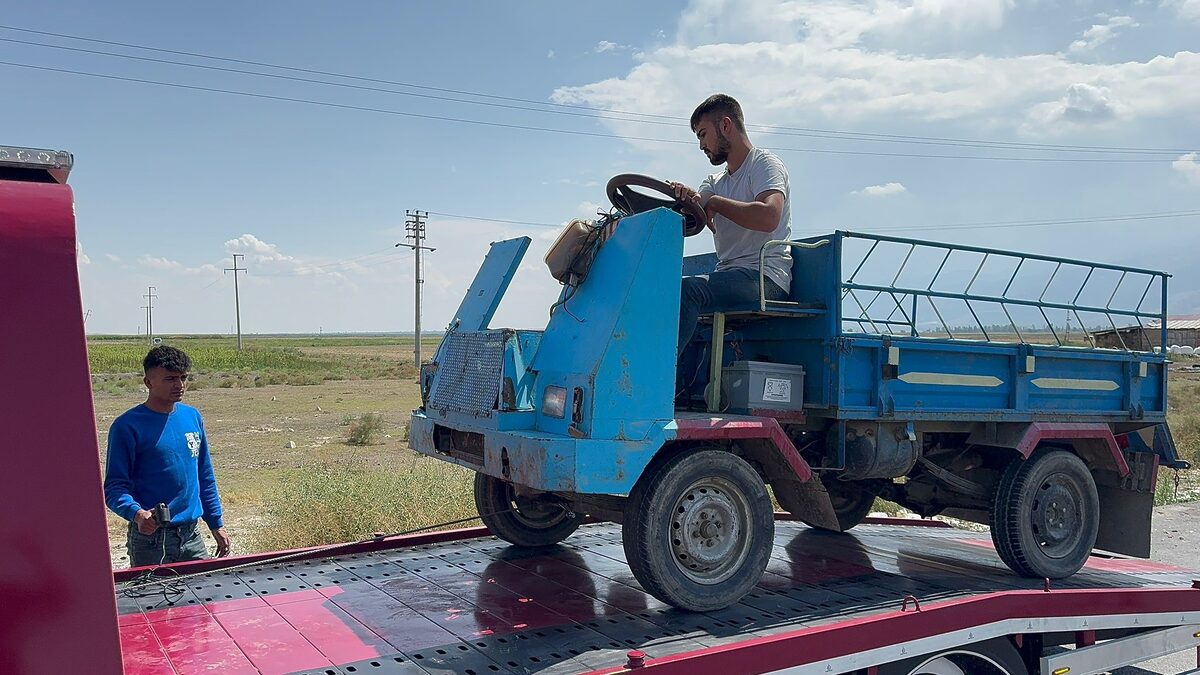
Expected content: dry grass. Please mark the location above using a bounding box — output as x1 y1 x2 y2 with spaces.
248 457 475 552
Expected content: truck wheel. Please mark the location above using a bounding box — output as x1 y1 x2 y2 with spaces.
474 473 579 547
824 479 877 532
622 449 774 612
990 449 1099 579
879 637 1027 674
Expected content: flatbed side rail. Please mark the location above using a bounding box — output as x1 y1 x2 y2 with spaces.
589 586 1200 675
836 231 1170 354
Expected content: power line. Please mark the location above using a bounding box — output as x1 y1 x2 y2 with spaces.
1 23 1193 156
428 207 1200 233
1 33 1191 157
4 59 1181 164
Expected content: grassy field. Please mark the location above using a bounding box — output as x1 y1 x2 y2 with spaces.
90 335 1200 567
88 335 439 393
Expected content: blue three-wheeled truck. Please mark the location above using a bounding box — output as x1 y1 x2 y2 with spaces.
410 175 1184 612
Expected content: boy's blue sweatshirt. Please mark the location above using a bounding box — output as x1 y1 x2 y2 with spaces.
103 402 224 529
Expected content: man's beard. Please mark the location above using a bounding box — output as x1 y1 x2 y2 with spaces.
707 129 731 165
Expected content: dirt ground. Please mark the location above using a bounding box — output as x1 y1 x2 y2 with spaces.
97 377 422 568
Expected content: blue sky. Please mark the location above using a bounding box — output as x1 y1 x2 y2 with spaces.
5 1 1199 335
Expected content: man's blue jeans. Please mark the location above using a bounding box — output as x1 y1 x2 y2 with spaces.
678 268 789 353
127 520 210 568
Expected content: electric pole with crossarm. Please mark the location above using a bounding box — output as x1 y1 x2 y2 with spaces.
396 210 435 370
225 254 247 350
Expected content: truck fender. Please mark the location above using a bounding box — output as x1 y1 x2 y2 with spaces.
969 422 1130 477
673 416 813 482
673 416 839 530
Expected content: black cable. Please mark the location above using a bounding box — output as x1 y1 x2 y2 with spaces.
0 59 1183 164
425 207 1200 235
0 24 1194 156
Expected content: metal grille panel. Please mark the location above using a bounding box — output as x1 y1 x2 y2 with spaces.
429 330 506 418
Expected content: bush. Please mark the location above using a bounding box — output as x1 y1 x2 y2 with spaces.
249 458 475 551
347 413 385 446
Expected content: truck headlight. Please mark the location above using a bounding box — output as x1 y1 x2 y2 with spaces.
542 386 567 419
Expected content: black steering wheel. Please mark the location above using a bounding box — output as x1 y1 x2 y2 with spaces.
606 174 709 237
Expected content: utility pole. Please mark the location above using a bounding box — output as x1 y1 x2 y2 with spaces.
143 286 157 345
225 254 247 350
396 210 435 370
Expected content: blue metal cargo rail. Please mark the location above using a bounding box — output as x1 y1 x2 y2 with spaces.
681 230 1171 423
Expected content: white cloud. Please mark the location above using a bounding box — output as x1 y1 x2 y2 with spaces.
140 255 185 272
851 182 908 197
104 253 121 263
552 0 1200 142
1024 83 1122 133
76 242 90 265
675 0 1013 50
595 40 629 53
1174 153 1200 186
1069 15 1137 53
1165 0 1200 22
547 49 555 58
224 233 293 263
577 200 604 215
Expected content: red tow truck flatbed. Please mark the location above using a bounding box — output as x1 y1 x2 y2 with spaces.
113 518 1200 675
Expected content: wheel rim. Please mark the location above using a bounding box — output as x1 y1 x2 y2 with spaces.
669 477 752 585
505 485 568 530
906 652 1017 675
1029 472 1085 559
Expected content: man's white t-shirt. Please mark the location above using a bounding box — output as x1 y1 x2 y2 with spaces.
698 147 792 292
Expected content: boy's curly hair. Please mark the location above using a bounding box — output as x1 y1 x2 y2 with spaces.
143 345 192 374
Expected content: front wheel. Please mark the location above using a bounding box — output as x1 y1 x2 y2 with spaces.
622 449 774 612
474 473 579 547
989 449 1099 579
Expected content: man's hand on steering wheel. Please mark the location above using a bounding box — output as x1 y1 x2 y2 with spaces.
668 182 714 232
605 174 711 236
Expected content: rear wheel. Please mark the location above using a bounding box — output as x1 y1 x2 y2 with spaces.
622 449 773 612
879 638 1028 675
474 473 579 547
990 449 1099 578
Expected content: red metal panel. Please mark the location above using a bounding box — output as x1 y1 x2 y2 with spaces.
215 606 333 675
113 526 494 583
584 587 1200 674
0 180 125 675
151 613 258 675
321 582 461 651
118 623 174 675
675 415 813 481
272 598 393 665
145 603 211 625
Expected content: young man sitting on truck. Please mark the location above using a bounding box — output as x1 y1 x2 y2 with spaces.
670 93 793 356
103 346 232 567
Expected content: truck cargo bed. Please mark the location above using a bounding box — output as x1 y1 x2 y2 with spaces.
114 519 1200 675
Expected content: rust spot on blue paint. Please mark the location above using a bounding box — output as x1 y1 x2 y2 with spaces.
618 356 633 395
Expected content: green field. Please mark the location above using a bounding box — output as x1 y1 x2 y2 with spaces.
88 335 440 393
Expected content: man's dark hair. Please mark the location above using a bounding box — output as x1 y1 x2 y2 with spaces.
143 345 192 374
690 94 746 133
